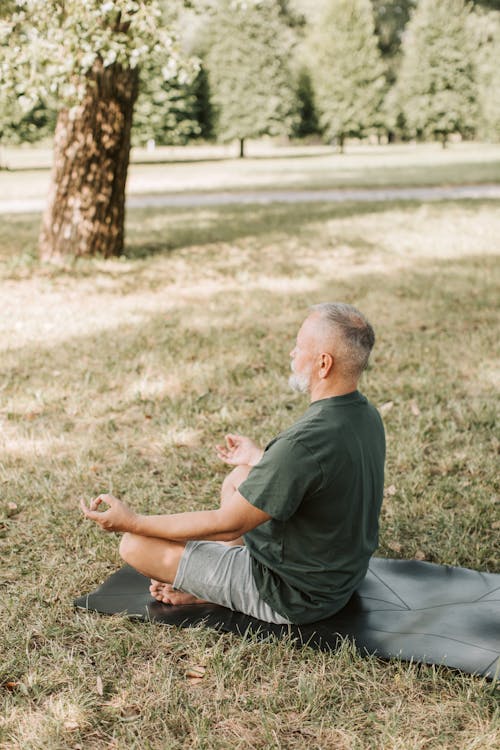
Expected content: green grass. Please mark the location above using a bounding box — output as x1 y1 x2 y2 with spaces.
0 198 499 748
1 142 500 201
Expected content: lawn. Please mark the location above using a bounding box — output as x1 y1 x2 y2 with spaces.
0 197 499 748
1 141 500 203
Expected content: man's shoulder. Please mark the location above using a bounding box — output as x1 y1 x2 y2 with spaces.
270 394 384 461
264 431 315 460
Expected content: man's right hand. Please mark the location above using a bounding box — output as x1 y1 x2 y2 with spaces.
215 434 264 467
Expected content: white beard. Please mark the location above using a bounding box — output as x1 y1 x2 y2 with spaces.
288 361 311 394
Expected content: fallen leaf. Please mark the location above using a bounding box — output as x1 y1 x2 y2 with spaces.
7 502 17 511
384 485 397 497
379 401 394 415
64 721 79 731
388 541 402 553
410 401 421 417
414 550 426 561
186 665 206 679
3 681 20 691
491 521 500 530
119 706 141 721
96 675 103 696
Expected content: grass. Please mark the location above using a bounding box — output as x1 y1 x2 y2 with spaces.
1 141 500 202
0 196 499 748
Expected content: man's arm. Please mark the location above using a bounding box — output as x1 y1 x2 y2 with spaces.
80 488 271 542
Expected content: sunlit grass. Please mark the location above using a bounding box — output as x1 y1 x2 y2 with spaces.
0 198 499 748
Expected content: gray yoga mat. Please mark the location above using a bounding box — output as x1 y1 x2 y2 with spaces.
75 557 500 680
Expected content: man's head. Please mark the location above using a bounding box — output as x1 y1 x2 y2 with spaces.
289 302 375 397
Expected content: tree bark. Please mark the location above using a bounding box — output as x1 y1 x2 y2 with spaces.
239 137 245 158
39 61 138 260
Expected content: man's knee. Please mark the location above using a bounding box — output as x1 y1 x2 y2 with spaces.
119 532 184 583
119 532 145 565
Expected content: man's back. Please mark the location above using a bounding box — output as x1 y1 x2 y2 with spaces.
240 391 385 624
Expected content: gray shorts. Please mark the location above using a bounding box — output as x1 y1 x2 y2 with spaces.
173 541 291 625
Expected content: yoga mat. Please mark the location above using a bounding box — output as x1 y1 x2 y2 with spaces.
75 557 500 679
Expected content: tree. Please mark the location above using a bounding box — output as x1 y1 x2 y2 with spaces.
205 0 296 157
291 67 321 139
306 0 385 152
395 0 477 147
469 8 500 141
0 1 184 260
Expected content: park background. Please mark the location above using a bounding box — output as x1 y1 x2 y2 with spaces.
1 1 499 748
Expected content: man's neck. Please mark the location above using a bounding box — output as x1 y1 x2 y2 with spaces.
309 379 358 403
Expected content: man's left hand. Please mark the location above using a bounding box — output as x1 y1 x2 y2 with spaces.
80 494 137 533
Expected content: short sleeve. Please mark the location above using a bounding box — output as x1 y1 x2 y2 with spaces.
238 437 322 521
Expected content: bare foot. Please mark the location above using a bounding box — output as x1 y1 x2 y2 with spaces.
149 580 207 606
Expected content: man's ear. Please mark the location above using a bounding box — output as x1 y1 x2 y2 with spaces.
318 352 334 379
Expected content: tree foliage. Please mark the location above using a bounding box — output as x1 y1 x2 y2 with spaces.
132 62 204 146
291 67 321 139
396 0 478 145
371 0 416 60
469 8 500 140
307 0 385 149
0 98 56 145
205 0 297 154
0 1 182 110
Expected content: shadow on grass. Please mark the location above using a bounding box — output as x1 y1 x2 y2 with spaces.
3 251 498 415
123 200 408 260
131 150 335 166
0 201 393 266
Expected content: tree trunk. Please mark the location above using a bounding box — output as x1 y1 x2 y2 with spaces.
239 137 245 158
441 133 448 149
39 61 138 260
338 134 345 154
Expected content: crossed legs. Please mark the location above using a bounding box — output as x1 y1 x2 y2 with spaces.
119 464 251 605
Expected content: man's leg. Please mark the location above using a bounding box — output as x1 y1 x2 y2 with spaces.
119 533 185 583
119 534 207 606
121 464 252 605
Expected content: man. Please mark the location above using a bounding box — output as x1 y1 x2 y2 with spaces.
81 302 385 625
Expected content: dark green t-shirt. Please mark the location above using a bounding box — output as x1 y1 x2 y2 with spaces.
239 391 385 624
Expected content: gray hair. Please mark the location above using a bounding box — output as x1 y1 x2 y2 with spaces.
310 302 375 378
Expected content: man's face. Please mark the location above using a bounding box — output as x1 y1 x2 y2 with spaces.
288 315 320 394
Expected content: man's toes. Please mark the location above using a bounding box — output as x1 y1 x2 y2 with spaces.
158 591 174 604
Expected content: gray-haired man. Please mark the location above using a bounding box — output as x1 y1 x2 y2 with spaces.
81 303 386 625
